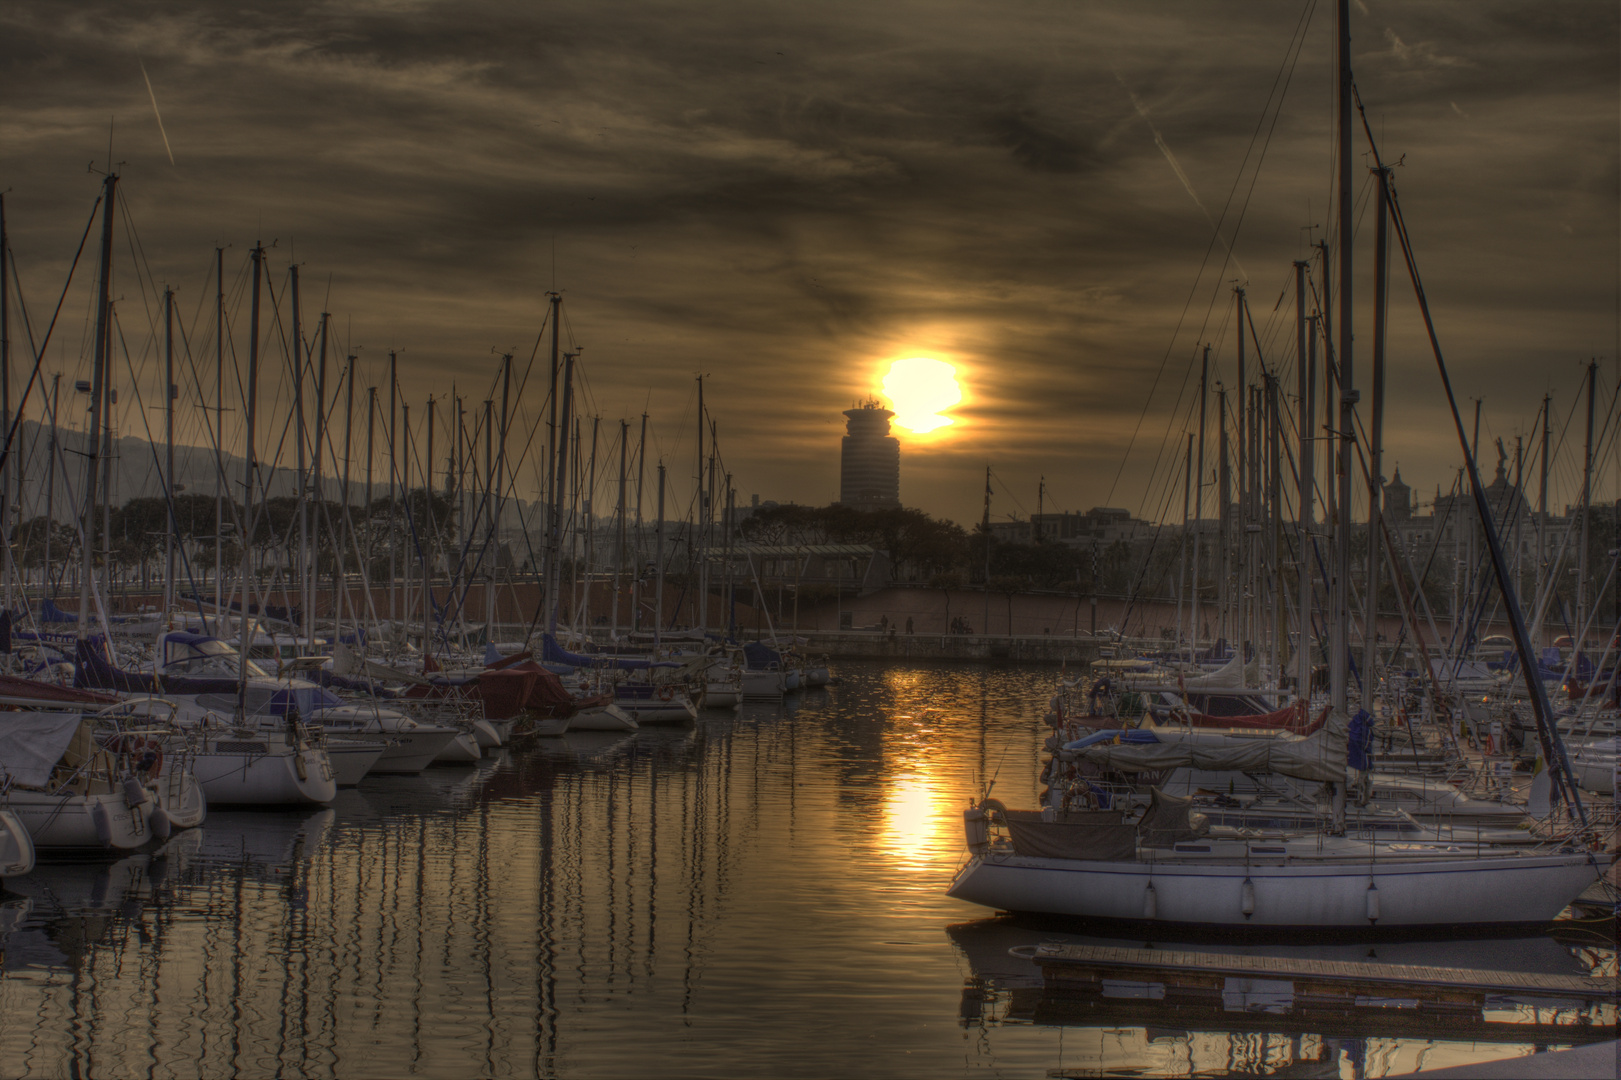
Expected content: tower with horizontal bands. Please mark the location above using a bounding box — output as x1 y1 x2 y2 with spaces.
839 400 900 511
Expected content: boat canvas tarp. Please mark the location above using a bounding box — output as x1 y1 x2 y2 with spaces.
1003 809 1137 861
1136 788 1209 846
1073 710 1350 783
0 713 88 788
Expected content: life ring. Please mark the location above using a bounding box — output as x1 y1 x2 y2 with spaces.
658 686 675 702
114 734 164 779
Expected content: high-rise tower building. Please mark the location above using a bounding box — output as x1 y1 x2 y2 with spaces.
839 400 900 510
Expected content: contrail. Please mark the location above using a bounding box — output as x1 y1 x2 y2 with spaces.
138 56 175 165
1117 75 1246 282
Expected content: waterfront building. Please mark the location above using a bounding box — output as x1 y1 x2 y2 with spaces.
838 401 900 511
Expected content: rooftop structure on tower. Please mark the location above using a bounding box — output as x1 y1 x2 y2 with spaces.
839 399 900 511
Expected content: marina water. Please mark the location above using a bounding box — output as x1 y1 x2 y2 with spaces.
0 662 1609 1078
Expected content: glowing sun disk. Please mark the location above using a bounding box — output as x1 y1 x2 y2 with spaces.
882 357 961 434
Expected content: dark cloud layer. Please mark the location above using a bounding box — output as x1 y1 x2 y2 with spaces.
0 1 1615 524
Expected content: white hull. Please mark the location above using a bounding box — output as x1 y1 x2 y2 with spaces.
324 740 387 786
7 789 151 851
528 714 570 737
317 728 456 774
433 732 483 764
568 703 638 732
948 847 1604 928
703 684 742 708
190 746 336 806
152 766 208 829
0 809 35 876
741 670 783 700
620 698 697 724
471 719 503 749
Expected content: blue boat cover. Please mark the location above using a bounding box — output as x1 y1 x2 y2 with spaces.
1063 729 1160 751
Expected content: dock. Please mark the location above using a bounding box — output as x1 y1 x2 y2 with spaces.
1033 942 1616 1010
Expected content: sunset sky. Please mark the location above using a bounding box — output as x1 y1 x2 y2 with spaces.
1 1 1616 528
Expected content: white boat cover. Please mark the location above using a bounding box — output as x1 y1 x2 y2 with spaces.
332 641 430 686
1181 653 1259 688
1073 710 1349 782
0 713 88 788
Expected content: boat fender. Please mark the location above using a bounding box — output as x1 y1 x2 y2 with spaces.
963 808 989 853
149 804 173 841
1041 805 1056 823
1240 878 1255 919
1143 882 1157 920
1043 711 1059 729
91 802 113 847
294 752 308 782
1365 882 1380 922
122 774 151 808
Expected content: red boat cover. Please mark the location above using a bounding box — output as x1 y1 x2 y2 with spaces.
1181 700 1327 736
472 668 538 720
0 672 120 705
508 661 576 715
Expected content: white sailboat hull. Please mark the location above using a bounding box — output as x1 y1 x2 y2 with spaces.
947 848 1604 929
323 740 387 786
741 670 783 700
433 732 483 763
7 789 151 851
0 809 36 876
152 765 208 829
190 746 336 806
568 703 638 732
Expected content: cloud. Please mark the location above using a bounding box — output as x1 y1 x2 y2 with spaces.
0 0 1614 526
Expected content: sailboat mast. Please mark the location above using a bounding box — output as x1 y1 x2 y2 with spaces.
547 354 575 632
163 285 176 615
1362 167 1390 712
544 293 561 592
633 412 647 631
1216 385 1230 646
1179 435 1191 653
1234 287 1247 659
365 385 376 620
614 418 627 638
1577 360 1596 642
696 374 707 633
424 395 434 663
339 354 355 631
45 375 58 597
387 351 398 626
0 195 10 616
1294 262 1315 696
654 460 665 649
78 173 117 636
291 265 309 648
1191 345 1208 661
214 247 225 620
237 242 263 717
1331 0 1356 723
401 401 412 642
313 314 329 645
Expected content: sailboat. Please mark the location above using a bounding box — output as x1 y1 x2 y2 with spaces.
945 0 1611 932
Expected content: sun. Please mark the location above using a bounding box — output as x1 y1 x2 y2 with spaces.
881 357 962 434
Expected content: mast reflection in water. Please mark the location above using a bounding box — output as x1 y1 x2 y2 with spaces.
0 662 1609 1078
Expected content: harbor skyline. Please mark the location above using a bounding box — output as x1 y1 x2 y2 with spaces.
1 2 1617 524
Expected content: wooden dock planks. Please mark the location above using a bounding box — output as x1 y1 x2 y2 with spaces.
1035 943 1616 1002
